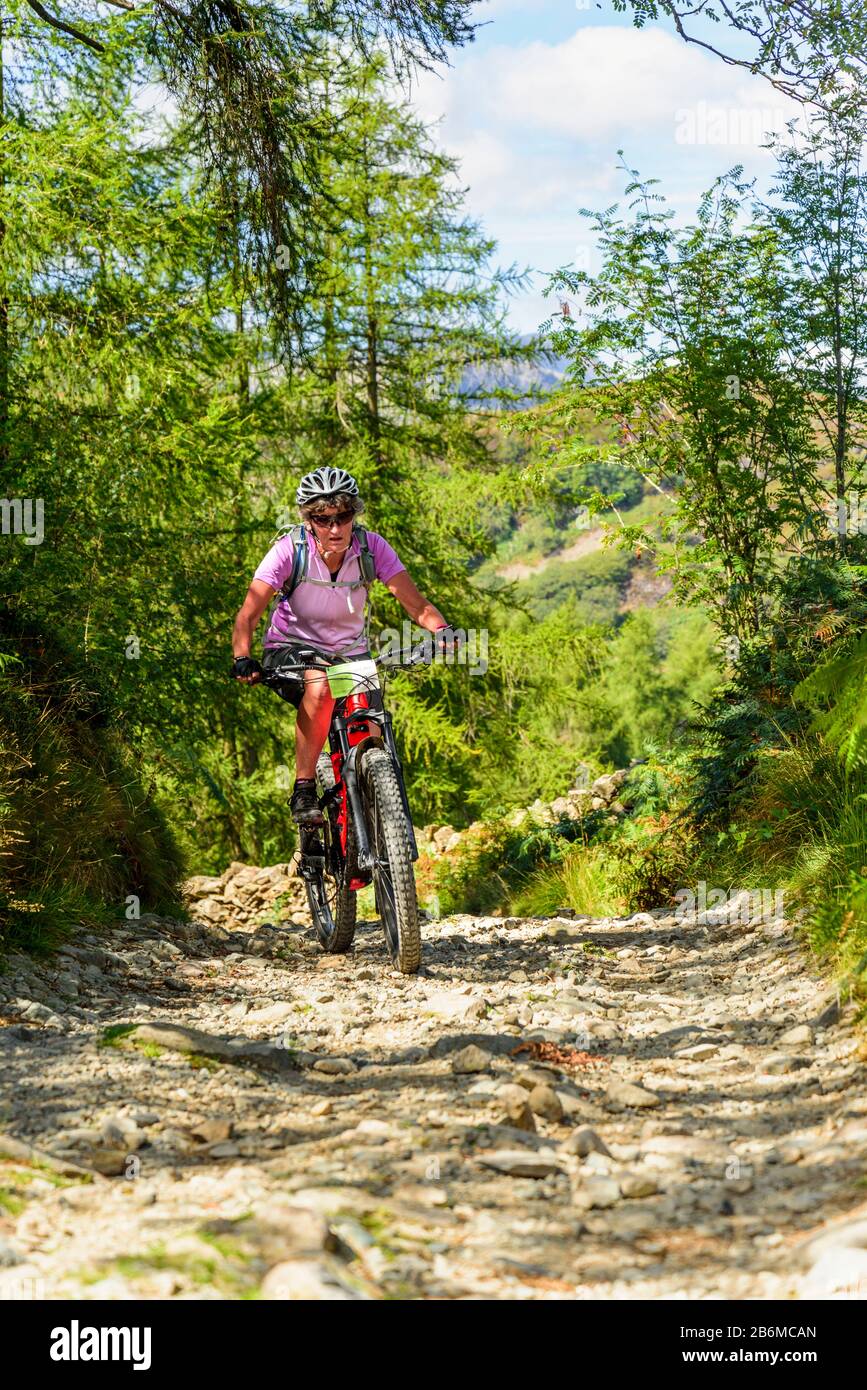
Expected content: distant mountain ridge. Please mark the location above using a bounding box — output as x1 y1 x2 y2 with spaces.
461 334 570 407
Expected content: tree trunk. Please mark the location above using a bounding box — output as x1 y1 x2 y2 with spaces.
363 199 382 471
834 334 847 554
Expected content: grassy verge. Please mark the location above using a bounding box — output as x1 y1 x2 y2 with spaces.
0 614 186 963
447 728 867 1012
687 739 867 999
417 758 688 919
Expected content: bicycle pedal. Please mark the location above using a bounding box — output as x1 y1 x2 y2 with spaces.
299 856 325 881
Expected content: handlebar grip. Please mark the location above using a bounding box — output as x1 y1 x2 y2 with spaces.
232 656 262 678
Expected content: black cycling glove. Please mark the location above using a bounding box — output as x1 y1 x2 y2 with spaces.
231 656 262 679
407 626 458 665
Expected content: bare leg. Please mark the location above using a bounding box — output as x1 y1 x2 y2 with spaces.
294 667 379 778
294 667 335 779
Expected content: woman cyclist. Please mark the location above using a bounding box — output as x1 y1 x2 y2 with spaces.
230 467 453 824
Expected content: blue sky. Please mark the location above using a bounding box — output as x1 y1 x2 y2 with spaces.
407 0 801 334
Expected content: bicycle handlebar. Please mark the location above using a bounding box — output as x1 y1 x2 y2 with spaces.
232 628 457 687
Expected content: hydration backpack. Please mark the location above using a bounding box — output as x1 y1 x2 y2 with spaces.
275 522 377 601
262 522 379 651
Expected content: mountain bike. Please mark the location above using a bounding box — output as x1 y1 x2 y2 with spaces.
260 642 430 974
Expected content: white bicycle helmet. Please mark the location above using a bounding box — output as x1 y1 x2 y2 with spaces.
295 467 360 507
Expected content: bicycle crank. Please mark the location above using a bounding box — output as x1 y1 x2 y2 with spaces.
298 827 326 881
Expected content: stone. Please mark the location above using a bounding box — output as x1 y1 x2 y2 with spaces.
606 1079 661 1110
556 1091 592 1120
432 826 456 850
779 1024 814 1047
208 1141 241 1159
496 1082 532 1108
450 1045 492 1075
758 1053 812 1075
500 1093 537 1132
86 1148 130 1176
812 995 841 1029
640 1134 735 1172
620 1172 659 1198
261 1260 364 1300
247 1001 296 1025
727 1176 753 1194
560 1126 613 1158
352 1119 394 1141
183 875 224 897
99 1115 145 1150
476 1150 563 1178
129 1021 301 1073
425 991 487 1023
527 1084 564 1122
802 1246 867 1299
515 1067 560 1090
394 1184 449 1207
190 1118 234 1144
582 1150 613 1175
571 1177 621 1210
313 1057 356 1076
674 1042 719 1060
0 1240 23 1268
15 999 52 1022
288 1187 381 1219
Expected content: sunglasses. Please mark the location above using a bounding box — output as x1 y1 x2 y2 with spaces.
310 510 354 528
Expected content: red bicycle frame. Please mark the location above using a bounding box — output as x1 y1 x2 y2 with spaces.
329 689 374 890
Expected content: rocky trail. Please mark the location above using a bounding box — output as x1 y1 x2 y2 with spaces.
1 872 867 1301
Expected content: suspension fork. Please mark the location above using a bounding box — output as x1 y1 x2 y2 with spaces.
329 705 419 869
330 710 377 871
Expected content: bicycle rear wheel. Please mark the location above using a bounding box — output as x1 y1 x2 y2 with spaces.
359 746 421 974
304 751 357 954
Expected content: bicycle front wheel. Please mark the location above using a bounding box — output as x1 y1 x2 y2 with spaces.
359 746 421 974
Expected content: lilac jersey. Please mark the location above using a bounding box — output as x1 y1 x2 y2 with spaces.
253 526 406 658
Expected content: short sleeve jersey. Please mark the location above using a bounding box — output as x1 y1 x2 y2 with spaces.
253 526 406 658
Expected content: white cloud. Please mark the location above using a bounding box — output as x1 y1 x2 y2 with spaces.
413 26 796 149
408 24 799 276
443 128 621 221
407 23 803 333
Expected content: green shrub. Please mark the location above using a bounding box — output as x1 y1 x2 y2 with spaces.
0 611 186 958
421 813 599 917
